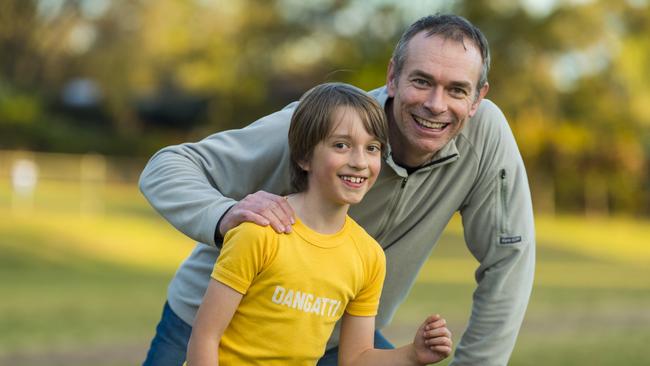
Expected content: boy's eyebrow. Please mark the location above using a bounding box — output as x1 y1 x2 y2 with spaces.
327 134 352 140
327 134 381 144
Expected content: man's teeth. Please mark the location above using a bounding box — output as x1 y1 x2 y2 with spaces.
414 116 447 129
341 176 365 184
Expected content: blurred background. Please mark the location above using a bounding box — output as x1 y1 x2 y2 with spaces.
0 0 648 365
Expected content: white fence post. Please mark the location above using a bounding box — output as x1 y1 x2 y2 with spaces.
10 158 39 214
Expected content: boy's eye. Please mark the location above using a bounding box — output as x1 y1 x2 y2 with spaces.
334 142 348 149
367 144 381 153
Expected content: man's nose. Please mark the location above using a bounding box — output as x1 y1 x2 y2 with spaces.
423 87 447 114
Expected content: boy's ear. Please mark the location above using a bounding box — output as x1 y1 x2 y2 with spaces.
298 159 310 172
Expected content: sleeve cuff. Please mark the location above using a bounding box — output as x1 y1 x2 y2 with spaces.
213 204 235 248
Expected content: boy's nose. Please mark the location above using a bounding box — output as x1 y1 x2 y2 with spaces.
348 148 369 169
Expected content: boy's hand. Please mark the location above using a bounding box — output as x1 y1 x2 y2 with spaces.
412 314 452 365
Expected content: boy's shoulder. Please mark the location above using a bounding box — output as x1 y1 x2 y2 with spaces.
224 221 278 244
346 216 384 253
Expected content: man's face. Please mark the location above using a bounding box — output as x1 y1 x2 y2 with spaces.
386 32 489 167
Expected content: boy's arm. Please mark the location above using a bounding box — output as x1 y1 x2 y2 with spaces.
338 314 452 366
186 280 243 366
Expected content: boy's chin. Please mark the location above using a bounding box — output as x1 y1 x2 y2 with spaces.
344 196 365 205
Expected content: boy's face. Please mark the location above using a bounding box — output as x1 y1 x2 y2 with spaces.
301 106 382 206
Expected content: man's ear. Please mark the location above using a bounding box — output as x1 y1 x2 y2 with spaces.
469 82 490 117
386 59 397 97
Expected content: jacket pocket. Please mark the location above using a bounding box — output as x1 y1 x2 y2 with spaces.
496 168 523 245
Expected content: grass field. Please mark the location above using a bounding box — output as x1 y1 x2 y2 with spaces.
1 178 649 365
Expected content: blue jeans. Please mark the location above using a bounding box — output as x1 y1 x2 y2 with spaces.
142 301 395 366
142 302 192 366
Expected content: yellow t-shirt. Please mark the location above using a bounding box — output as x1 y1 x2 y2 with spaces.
211 216 386 366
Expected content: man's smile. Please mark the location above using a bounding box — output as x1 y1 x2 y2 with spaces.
412 114 451 131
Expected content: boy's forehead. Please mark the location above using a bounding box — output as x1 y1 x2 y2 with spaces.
328 107 363 133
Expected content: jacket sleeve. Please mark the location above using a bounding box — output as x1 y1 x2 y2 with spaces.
454 100 536 366
138 103 296 246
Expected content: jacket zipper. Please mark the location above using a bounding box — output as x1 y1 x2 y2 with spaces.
499 168 509 233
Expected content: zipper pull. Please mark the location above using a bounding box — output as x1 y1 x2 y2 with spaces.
401 176 408 188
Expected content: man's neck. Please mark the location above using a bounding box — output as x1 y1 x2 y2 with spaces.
386 104 435 168
287 192 348 235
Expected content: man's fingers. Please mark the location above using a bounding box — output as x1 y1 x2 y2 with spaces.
260 205 292 233
220 191 296 235
239 210 270 227
274 196 295 225
261 199 294 233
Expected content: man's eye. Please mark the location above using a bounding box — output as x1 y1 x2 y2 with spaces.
412 78 430 87
450 87 468 97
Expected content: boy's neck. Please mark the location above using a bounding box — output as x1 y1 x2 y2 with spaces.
287 192 349 235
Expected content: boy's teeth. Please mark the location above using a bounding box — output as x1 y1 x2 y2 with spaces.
342 176 365 184
414 116 447 129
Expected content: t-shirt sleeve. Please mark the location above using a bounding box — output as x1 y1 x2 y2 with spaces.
345 239 386 317
211 223 273 295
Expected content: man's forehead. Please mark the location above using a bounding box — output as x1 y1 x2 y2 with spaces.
404 31 483 84
411 30 480 55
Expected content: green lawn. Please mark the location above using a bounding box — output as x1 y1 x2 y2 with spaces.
1 180 649 365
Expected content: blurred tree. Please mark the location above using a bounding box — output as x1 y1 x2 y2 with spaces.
461 0 649 216
0 0 648 215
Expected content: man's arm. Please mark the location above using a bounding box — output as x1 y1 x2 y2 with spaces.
138 105 297 245
186 280 243 366
455 100 536 366
338 314 452 366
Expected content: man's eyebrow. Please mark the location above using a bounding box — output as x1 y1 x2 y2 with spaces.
409 70 434 80
410 69 473 90
449 80 472 91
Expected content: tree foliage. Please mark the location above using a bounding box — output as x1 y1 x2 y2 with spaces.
1 0 648 215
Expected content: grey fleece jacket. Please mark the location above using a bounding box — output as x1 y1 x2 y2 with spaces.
139 86 535 366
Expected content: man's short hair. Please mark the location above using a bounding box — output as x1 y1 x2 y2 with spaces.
288 82 388 192
391 14 491 98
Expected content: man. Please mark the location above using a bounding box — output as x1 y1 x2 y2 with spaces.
140 14 535 366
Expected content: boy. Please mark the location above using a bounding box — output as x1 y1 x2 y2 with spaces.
185 83 452 365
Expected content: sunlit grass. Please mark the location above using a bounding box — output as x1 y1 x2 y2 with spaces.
1 179 649 365
384 215 650 366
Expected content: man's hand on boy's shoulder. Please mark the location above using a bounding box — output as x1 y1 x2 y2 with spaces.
218 190 295 236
